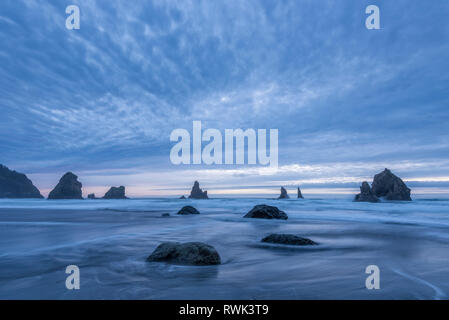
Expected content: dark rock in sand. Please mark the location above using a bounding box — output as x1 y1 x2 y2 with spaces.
244 204 288 220
261 234 317 246
48 172 83 200
0 164 43 198
277 187 289 199
179 195 186 199
188 181 208 199
87 193 96 199
354 181 379 203
371 168 411 201
297 187 304 199
177 205 200 215
147 242 221 265
103 186 127 199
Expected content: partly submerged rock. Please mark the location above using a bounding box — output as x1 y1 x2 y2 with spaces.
147 242 221 265
261 234 317 246
188 181 208 199
277 187 289 199
48 172 83 200
161 213 170 217
179 195 186 199
371 169 411 201
177 205 200 215
103 186 127 199
0 164 43 198
354 181 379 203
244 204 288 220
87 193 96 199
297 187 304 199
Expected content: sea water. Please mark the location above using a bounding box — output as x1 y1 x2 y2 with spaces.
0 196 448 299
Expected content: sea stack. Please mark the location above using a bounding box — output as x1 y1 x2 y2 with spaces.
87 193 96 199
277 187 289 199
188 181 208 199
48 172 83 200
0 164 43 198
354 181 379 203
297 187 304 199
371 168 412 201
103 186 127 199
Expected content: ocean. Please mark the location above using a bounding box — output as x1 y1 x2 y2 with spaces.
0 196 448 299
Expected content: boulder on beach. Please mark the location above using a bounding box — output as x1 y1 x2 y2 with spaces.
354 181 379 203
177 205 200 215
297 187 304 199
147 242 221 265
87 193 96 199
371 169 411 201
261 234 317 246
277 187 289 199
103 186 127 199
0 164 43 198
188 181 208 199
48 172 83 200
244 204 288 220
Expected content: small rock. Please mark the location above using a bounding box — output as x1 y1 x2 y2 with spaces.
147 242 221 265
277 187 289 199
188 181 208 199
261 234 317 246
103 186 128 199
161 213 170 217
244 204 288 220
177 205 200 215
354 181 379 203
87 193 96 199
179 195 186 199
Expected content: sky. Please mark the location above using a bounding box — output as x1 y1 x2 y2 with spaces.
1 0 449 197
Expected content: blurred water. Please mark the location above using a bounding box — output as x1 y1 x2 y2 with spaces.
0 197 448 299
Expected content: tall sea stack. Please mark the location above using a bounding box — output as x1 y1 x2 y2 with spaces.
371 169 411 201
277 187 289 199
297 187 304 199
48 172 83 200
188 181 208 199
0 164 43 198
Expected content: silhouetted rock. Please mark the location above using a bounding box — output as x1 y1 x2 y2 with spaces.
0 164 43 198
103 186 127 199
354 181 379 203
177 205 200 215
277 187 289 199
161 213 170 217
179 195 186 199
87 193 96 199
297 187 304 199
48 172 83 200
261 234 317 246
371 169 412 201
244 204 288 220
147 242 221 265
188 181 208 199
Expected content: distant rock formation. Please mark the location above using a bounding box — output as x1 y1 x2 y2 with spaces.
161 213 170 217
179 195 186 199
244 204 288 220
297 187 304 199
87 193 96 199
188 181 208 199
177 205 200 215
48 172 83 200
371 169 412 201
261 234 317 246
0 164 43 198
354 181 379 203
277 187 289 199
147 242 221 265
103 186 127 199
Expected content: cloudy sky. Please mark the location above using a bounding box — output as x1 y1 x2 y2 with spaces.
1 0 449 197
